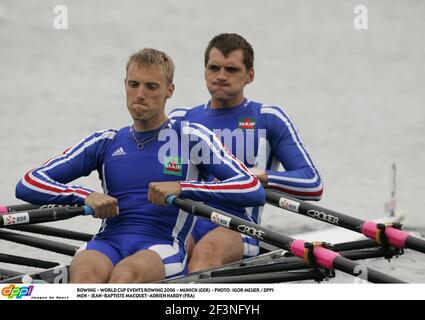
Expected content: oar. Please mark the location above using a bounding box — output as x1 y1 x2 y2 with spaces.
0 205 94 228
0 265 70 284
165 196 405 283
0 253 60 269
6 225 94 241
266 190 425 254
0 229 79 256
211 247 398 279
168 239 398 283
166 269 327 284
0 268 22 280
0 203 61 214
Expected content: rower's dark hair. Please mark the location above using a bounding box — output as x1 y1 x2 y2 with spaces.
204 33 254 70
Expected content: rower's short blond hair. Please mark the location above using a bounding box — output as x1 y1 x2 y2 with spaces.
126 48 175 84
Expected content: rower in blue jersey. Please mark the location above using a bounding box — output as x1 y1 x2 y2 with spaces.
15 48 265 283
169 34 323 272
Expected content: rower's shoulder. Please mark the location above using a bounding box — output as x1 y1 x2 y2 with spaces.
257 103 288 114
257 103 293 122
244 100 286 114
168 104 205 120
74 128 120 151
168 107 189 119
174 119 216 140
76 128 118 144
95 128 119 135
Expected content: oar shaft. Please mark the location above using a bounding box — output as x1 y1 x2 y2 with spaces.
212 247 398 278
6 224 93 241
0 229 78 256
172 270 326 284
171 197 293 249
266 190 363 231
0 204 41 214
0 253 59 269
332 256 402 283
0 265 70 284
0 268 22 279
406 237 425 254
0 206 93 227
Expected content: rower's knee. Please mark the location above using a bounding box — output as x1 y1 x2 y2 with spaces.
109 250 166 283
188 246 218 273
70 264 108 283
189 238 243 273
109 267 137 283
191 242 219 262
70 250 113 283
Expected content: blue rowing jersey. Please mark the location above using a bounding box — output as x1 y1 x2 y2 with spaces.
169 99 323 224
15 119 265 247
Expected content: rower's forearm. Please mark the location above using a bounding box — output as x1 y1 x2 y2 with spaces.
180 176 265 207
15 172 92 206
266 168 323 200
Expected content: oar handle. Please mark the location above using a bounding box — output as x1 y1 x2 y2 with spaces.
1 205 95 228
1 205 93 216
1 204 94 216
165 195 177 206
82 206 94 216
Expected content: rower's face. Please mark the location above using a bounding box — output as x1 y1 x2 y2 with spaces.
125 63 174 121
205 48 254 103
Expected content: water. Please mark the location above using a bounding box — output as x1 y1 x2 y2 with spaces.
1 0 424 283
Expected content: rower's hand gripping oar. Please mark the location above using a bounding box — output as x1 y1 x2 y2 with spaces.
165 195 406 283
266 190 425 254
0 205 94 227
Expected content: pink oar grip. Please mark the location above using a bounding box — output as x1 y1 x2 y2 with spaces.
291 239 340 269
0 206 8 214
362 221 410 248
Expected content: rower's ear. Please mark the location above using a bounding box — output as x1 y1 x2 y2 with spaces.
246 68 254 85
166 83 175 99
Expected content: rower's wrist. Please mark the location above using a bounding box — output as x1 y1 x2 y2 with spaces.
263 173 268 187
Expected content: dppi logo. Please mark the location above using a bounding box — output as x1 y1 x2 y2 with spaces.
307 209 339 225
237 225 265 239
1 284 34 299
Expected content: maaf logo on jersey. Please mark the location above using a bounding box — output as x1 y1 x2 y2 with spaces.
238 117 256 130
163 157 182 177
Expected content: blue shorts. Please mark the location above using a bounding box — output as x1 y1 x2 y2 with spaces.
192 218 259 258
78 234 187 278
